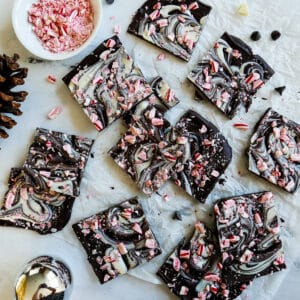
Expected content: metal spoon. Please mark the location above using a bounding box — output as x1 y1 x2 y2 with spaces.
15 256 72 300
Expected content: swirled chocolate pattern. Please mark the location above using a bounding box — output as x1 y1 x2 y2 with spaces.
63 35 153 132
0 168 75 234
248 108 300 193
170 110 232 202
24 128 94 197
123 76 180 124
157 221 228 299
110 106 174 194
128 0 211 61
214 192 286 299
188 33 274 118
72 197 161 284
110 110 232 201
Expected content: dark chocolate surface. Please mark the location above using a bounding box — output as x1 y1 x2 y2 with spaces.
128 0 212 61
214 192 286 299
188 32 275 118
73 197 162 284
0 168 75 235
248 108 300 193
24 128 94 197
63 35 153 132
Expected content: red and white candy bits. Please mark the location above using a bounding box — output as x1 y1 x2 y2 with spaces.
28 0 94 53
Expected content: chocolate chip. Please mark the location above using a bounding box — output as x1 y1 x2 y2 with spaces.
274 86 286 95
250 31 261 41
271 31 281 41
106 0 114 4
173 211 182 221
218 178 226 185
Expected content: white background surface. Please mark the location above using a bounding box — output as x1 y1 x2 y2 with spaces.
0 0 300 299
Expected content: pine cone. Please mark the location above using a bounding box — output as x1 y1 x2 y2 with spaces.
0 53 28 138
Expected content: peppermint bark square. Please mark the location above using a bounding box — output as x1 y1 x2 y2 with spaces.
214 192 286 299
24 128 94 197
248 108 300 193
109 107 174 195
123 76 180 125
188 32 275 118
62 35 153 132
0 168 75 235
128 0 212 62
72 197 162 284
171 110 232 202
157 221 226 299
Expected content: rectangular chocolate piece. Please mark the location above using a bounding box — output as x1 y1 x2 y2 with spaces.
24 128 94 197
188 32 275 118
72 197 162 284
123 76 180 125
214 192 286 299
157 221 229 299
128 0 212 61
62 35 153 132
248 108 300 193
109 106 173 195
0 168 75 235
170 110 232 202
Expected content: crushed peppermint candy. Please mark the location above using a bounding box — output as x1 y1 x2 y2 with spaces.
28 0 94 53
157 53 166 61
47 106 63 120
47 75 57 83
233 122 249 131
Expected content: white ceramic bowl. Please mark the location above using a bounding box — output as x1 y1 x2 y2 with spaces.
12 0 102 61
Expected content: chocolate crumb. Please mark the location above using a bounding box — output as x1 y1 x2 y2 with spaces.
261 97 268 101
106 0 114 4
271 30 281 41
280 218 285 223
27 57 44 64
274 86 286 96
90 152 94 158
173 211 182 221
250 31 261 41
218 178 226 185
110 186 115 190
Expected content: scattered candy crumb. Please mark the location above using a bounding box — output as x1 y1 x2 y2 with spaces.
48 106 63 120
163 194 170 202
47 75 57 84
233 123 249 131
157 53 166 61
114 24 121 35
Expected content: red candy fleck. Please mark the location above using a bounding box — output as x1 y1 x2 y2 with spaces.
47 106 63 120
47 75 56 83
188 2 199 10
28 0 94 53
180 249 190 259
149 9 160 21
106 38 116 48
173 257 181 271
157 53 166 61
233 122 249 131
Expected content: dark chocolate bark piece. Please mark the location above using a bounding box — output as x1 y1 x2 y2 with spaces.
171 110 232 202
188 32 275 118
109 106 174 195
72 197 162 284
24 128 94 197
157 221 226 299
0 168 75 234
214 192 286 299
128 0 212 62
123 76 179 125
248 108 300 193
62 35 153 132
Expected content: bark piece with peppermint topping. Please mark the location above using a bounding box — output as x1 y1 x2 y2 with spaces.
72 197 162 284
62 35 153 132
214 191 286 299
248 108 300 193
128 0 212 62
188 32 275 118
